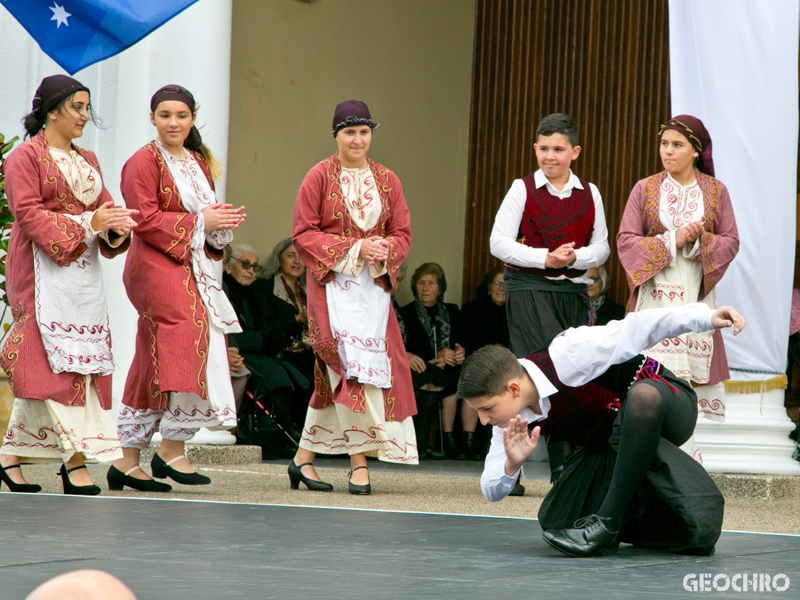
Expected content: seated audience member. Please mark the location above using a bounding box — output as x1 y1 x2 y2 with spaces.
587 266 625 326
224 244 309 443
392 262 443 459
258 238 315 424
400 263 477 460
460 266 510 465
461 266 510 354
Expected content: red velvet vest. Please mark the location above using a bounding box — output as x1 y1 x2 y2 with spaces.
507 174 595 279
525 349 620 452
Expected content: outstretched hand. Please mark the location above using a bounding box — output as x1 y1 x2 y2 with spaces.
503 415 540 476
711 305 745 336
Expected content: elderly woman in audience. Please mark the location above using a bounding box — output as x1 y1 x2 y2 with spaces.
586 266 625 326
400 263 477 460
259 238 315 399
223 244 309 443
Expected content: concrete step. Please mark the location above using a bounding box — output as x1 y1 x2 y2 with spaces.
140 444 262 466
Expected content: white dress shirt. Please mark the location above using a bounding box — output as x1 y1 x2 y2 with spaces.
479 303 716 502
489 169 610 285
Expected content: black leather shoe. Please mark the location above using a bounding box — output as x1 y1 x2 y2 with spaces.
0 463 41 493
348 466 371 495
288 461 333 491
107 465 172 492
151 454 211 485
508 481 525 497
59 464 101 496
418 448 445 461
542 515 620 557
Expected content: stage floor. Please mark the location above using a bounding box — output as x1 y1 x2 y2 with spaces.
1 493 798 599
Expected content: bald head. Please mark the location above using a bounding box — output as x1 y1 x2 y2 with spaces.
26 570 136 600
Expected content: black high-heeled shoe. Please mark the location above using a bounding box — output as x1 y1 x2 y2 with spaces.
0 463 41 493
288 461 332 491
59 464 101 496
348 466 371 495
107 465 173 492
151 454 211 485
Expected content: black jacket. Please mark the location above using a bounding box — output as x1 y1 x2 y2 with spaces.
223 273 304 357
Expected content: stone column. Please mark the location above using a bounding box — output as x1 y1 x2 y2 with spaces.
696 390 800 475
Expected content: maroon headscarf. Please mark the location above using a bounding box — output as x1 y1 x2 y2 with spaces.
659 115 714 177
23 75 90 138
150 84 203 152
332 100 379 137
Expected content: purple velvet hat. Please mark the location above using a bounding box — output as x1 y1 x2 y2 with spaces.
332 100 379 137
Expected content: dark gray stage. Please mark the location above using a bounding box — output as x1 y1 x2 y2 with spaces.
1 494 798 599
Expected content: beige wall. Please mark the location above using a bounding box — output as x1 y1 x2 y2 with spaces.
227 0 475 306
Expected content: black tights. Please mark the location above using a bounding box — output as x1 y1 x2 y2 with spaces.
597 379 696 531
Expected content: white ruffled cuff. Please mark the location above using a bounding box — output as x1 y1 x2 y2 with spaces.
332 240 364 276
191 213 206 250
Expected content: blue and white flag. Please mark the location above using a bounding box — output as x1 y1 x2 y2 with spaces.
1 1 200 75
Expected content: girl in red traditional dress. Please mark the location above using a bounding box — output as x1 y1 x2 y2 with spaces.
617 115 739 461
108 85 245 492
289 100 417 494
0 75 137 494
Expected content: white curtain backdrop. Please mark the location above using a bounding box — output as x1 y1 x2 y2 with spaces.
0 0 233 408
669 0 799 383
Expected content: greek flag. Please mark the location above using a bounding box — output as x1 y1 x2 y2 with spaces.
1 1 200 74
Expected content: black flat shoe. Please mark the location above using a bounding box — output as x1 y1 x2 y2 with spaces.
288 461 332 491
348 466 371 495
0 463 41 493
107 465 172 492
542 514 620 557
59 464 101 496
151 454 211 485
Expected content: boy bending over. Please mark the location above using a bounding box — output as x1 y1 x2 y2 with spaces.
457 304 745 557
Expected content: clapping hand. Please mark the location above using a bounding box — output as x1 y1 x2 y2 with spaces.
91 202 139 235
202 204 246 230
360 236 390 265
676 218 706 249
503 415 540 476
545 242 576 269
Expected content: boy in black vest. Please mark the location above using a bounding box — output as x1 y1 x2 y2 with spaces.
490 113 610 476
457 304 745 557
490 113 609 356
